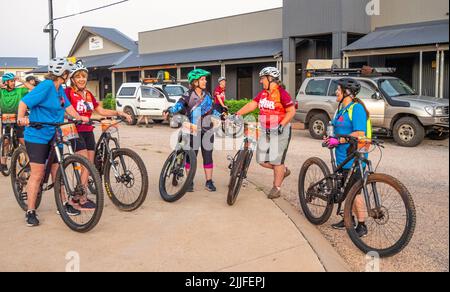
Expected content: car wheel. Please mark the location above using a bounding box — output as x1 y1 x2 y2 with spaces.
124 107 137 126
393 117 425 147
309 113 330 140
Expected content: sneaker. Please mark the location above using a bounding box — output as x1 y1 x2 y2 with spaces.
355 223 368 238
26 210 40 227
332 217 356 230
78 199 97 210
205 180 217 192
186 182 194 193
268 187 281 199
57 203 81 216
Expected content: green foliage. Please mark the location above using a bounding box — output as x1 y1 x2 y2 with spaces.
102 93 116 110
225 99 259 120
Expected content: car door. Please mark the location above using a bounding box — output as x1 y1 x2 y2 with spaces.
357 81 386 127
138 86 167 116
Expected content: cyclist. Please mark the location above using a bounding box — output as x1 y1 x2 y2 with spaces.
0 73 35 171
163 69 221 192
17 57 90 227
65 60 131 209
324 78 371 238
26 76 40 87
235 67 295 200
214 77 228 114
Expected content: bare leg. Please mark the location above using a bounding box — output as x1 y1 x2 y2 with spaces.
273 164 286 188
353 194 367 222
27 163 45 211
204 168 213 181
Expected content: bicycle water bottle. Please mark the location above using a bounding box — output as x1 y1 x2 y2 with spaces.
326 122 335 138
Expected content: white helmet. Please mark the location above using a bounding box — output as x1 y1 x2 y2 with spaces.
259 67 281 79
70 60 89 78
48 57 76 77
218 76 227 83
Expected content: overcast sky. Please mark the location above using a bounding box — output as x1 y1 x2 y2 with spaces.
0 0 282 64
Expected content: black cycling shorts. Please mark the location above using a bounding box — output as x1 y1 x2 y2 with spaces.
25 141 57 165
70 132 96 152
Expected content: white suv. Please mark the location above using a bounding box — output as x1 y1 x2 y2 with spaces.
116 83 188 125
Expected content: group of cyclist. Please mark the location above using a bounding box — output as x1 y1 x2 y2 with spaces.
1 57 371 238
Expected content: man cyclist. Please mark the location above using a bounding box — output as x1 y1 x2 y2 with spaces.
0 73 34 171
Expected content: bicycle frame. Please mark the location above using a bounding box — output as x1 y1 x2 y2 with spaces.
308 144 383 217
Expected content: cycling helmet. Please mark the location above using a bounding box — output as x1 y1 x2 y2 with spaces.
337 78 361 96
2 72 15 83
188 69 211 84
259 67 281 79
70 60 89 78
218 76 227 83
48 57 76 77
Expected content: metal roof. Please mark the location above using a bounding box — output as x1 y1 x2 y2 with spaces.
343 20 449 51
112 39 282 69
68 26 137 56
0 57 38 68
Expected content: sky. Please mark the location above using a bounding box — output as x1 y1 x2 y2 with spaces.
0 0 283 64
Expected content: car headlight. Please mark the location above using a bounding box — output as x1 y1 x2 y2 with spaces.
434 106 446 116
425 106 435 116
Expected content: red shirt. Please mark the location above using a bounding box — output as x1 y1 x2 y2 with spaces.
253 85 294 129
214 86 226 105
65 87 99 132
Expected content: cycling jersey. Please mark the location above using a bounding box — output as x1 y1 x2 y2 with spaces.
65 87 99 132
253 85 294 129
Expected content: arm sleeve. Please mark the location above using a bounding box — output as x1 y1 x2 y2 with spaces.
169 94 188 114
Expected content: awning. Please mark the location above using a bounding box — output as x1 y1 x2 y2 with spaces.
112 39 283 69
343 20 449 51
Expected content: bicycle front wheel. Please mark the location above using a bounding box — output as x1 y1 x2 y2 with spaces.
227 150 249 206
159 150 197 203
344 173 416 258
298 157 334 225
54 155 104 233
104 148 149 212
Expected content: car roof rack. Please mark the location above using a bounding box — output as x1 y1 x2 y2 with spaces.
305 66 396 78
142 70 178 85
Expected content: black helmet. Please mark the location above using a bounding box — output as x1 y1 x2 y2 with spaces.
337 78 361 96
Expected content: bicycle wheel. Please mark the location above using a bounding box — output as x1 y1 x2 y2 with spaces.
298 157 334 225
10 146 42 211
1 136 13 177
227 150 249 206
104 148 149 212
159 150 197 203
344 173 416 258
54 155 104 233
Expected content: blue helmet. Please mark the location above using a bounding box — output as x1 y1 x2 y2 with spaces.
2 72 15 83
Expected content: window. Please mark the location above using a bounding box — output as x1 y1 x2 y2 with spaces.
165 86 186 97
142 87 164 99
328 80 377 99
305 79 330 96
118 87 136 97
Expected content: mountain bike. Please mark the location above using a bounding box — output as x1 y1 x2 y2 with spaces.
298 135 416 257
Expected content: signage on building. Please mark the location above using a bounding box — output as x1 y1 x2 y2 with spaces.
89 36 104 51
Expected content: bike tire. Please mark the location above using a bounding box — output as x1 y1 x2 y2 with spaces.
104 148 149 212
298 157 334 225
54 155 104 233
227 150 249 206
159 150 197 203
10 146 42 211
344 173 416 258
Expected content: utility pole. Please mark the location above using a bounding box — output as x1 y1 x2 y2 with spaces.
48 0 56 59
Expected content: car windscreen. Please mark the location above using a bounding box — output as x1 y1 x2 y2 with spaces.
379 79 415 98
164 86 186 97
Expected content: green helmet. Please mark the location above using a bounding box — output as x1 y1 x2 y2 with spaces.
188 69 211 84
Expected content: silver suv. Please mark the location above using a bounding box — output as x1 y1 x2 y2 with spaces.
296 76 449 147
